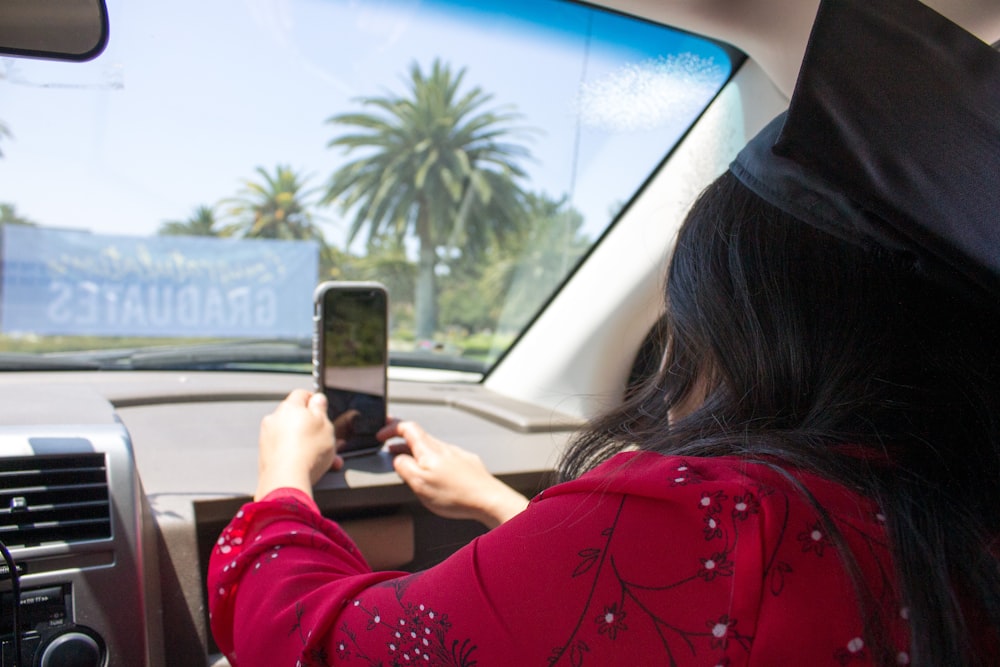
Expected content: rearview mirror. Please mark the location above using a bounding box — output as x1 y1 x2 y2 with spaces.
0 0 108 61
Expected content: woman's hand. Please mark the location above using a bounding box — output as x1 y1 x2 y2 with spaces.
255 389 342 501
380 421 529 529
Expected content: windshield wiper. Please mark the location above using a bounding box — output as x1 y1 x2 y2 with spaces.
390 351 488 374
0 353 103 371
0 341 312 372
123 340 312 370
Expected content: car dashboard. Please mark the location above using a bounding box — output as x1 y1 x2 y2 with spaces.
0 371 579 666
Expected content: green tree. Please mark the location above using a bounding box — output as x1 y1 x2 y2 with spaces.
0 203 37 226
322 59 533 341
158 205 230 237
317 235 418 342
338 236 416 305
440 192 589 336
228 165 324 241
489 193 589 330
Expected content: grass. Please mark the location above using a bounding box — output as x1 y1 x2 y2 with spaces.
0 331 518 364
0 334 231 354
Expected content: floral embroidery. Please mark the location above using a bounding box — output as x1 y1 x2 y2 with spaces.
335 640 349 660
731 492 760 521
556 640 590 667
303 646 330 667
573 548 602 577
550 494 753 666
698 551 735 581
834 636 867 664
768 560 794 596
701 489 728 541
332 579 475 666
797 520 834 556
703 514 724 541
595 603 627 639
699 490 728 514
543 459 909 665
290 602 307 643
707 615 737 650
669 461 703 486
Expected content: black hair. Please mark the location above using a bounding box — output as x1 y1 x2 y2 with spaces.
558 170 1000 665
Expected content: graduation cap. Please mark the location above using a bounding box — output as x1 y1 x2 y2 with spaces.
729 0 1000 303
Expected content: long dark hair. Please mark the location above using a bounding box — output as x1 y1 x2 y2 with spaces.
558 171 1000 665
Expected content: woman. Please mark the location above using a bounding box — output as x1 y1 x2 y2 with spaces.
208 0 1000 664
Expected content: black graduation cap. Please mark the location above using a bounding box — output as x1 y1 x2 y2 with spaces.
729 0 1000 302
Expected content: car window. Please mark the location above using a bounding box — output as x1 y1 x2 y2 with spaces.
0 0 735 376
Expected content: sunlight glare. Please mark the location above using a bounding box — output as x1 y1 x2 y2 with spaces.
575 53 726 132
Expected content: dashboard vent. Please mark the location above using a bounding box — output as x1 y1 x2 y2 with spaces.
0 453 111 548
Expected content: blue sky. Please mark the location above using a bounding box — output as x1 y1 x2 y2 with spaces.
0 0 731 247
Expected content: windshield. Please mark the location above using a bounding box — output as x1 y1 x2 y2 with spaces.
0 0 735 376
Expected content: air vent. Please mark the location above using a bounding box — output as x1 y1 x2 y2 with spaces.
0 453 111 548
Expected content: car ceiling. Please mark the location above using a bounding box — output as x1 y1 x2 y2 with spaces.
588 0 1000 98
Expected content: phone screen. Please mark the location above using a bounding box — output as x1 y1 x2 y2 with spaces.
317 284 387 456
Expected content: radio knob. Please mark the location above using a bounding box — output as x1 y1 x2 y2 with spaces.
38 630 103 667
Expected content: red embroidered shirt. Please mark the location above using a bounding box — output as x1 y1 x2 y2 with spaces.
208 451 910 666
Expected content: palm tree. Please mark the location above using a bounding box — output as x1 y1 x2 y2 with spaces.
322 59 533 341
228 165 324 241
158 204 231 237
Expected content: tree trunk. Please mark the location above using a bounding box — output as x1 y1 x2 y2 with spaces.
414 207 437 341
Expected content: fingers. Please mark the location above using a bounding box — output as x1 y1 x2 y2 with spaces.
277 389 327 418
375 416 401 441
396 421 442 460
392 451 420 481
307 391 328 417
392 452 436 503
375 418 402 440
386 423 433 483
385 439 411 456
284 388 313 408
378 420 427 453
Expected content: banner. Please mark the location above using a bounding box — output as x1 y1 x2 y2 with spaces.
1 226 319 338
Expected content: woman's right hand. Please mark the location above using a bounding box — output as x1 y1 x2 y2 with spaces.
379 421 529 529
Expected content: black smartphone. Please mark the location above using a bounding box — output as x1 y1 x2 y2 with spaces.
312 281 388 457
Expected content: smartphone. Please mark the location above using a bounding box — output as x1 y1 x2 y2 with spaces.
312 281 388 457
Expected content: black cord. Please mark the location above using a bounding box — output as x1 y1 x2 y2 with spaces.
0 538 22 667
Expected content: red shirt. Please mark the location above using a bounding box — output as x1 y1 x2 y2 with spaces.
208 452 910 665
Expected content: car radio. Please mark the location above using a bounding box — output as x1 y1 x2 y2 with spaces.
1 584 105 667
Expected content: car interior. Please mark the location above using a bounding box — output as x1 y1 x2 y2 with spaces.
1 0 998 665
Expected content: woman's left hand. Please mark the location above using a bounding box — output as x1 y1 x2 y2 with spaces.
381 420 529 528
254 389 343 501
